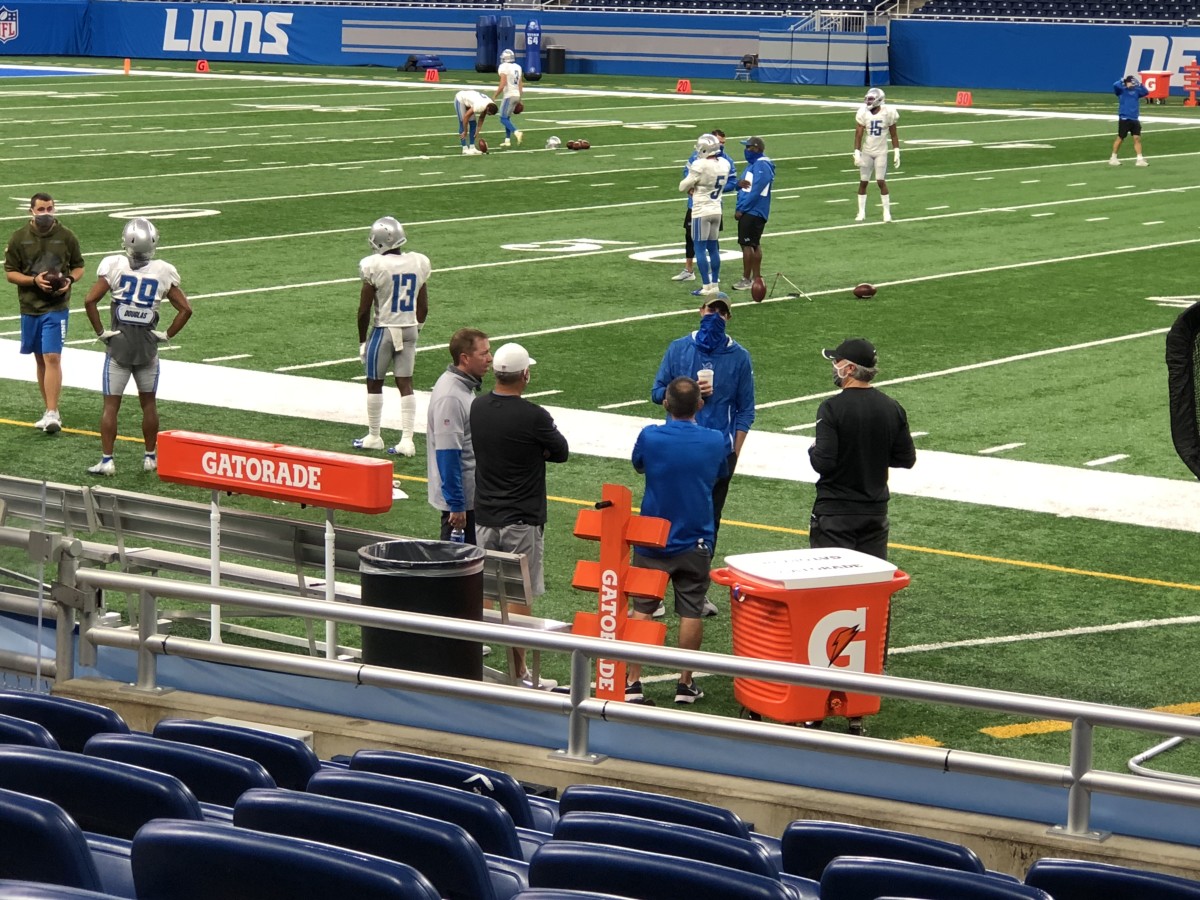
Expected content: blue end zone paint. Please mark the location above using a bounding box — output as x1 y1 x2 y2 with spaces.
0 67 91 77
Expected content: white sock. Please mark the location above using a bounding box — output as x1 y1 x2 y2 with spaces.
882 196 892 215
857 194 867 215
399 393 416 441
366 394 383 436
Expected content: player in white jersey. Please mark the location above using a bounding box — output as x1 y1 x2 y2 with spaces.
353 216 430 457
853 88 901 222
454 89 498 156
493 49 524 148
679 133 734 297
82 217 192 476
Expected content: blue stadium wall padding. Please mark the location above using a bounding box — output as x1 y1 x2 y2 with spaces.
890 19 1196 92
754 27 888 87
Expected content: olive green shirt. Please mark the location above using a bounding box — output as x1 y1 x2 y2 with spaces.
4 221 84 315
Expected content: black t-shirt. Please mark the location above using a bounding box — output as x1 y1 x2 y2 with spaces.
809 387 916 515
470 392 569 527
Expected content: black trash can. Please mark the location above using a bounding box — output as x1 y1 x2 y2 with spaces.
359 540 485 680
546 45 566 75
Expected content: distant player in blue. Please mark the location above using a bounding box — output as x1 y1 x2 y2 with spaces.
626 376 729 705
670 128 738 284
731 136 775 292
1110 74 1150 167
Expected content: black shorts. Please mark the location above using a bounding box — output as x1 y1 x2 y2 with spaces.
1118 118 1142 139
737 214 766 248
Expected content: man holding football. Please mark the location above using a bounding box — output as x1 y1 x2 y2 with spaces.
493 49 524 148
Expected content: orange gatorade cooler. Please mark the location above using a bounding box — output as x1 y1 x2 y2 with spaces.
1140 70 1172 103
711 548 909 726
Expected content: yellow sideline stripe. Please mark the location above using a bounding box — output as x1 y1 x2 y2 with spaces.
983 702 1200 740
10 418 1200 595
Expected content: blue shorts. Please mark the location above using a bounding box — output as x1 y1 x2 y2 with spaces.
20 309 69 355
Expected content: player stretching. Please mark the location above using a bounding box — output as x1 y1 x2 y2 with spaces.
353 216 429 457
853 89 900 223
679 133 734 298
494 49 524 148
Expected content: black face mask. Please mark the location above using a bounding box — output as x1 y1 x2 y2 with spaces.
32 214 55 231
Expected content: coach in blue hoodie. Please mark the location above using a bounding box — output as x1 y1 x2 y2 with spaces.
651 298 755 548
732 136 776 293
1110 75 1150 167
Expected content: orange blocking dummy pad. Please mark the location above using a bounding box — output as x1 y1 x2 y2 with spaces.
156 430 394 514
712 548 909 723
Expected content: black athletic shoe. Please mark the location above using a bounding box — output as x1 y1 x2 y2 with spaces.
674 681 704 704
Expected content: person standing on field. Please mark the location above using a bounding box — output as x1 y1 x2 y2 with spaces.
1110 74 1150 166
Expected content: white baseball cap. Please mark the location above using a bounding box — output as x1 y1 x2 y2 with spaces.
492 342 536 374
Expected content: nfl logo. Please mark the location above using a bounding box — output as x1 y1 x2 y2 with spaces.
0 8 18 44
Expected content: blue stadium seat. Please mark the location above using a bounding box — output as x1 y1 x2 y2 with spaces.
553 812 818 899
0 746 202 840
152 719 320 791
308 769 542 861
529 841 795 900
0 713 59 750
130 820 440 900
0 884 122 900
512 893 632 900
0 692 129 753
351 748 558 831
84 733 276 809
0 789 106 893
820 857 1052 900
557 784 781 864
234 787 528 900
1025 857 1200 898
781 819 987 881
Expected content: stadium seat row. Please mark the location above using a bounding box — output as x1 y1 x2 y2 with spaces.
914 0 1199 17
3 691 1200 898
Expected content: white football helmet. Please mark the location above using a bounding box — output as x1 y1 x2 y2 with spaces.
499 49 516 64
546 136 562 149
865 89 885 110
694 132 721 159
368 216 406 253
122 217 158 269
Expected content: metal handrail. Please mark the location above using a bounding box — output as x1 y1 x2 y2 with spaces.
18 565 1200 838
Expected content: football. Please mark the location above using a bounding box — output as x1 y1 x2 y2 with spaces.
750 277 767 303
577 139 591 150
477 139 488 154
853 283 877 299
41 271 69 293
567 140 581 150
513 101 524 114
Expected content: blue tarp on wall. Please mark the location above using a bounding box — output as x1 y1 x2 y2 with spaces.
891 19 1200 93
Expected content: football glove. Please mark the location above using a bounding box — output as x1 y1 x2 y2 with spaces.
359 342 367 363
853 149 862 166
151 330 169 343
893 148 901 168
98 330 119 344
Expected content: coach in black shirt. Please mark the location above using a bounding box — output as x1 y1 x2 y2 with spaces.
471 342 569 688
809 337 916 560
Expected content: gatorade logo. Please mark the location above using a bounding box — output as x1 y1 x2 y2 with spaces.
1124 36 1200 85
200 450 322 491
163 8 292 56
807 607 868 672
596 568 620 692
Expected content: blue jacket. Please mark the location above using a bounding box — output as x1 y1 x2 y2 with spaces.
736 155 775 221
1114 79 1149 119
651 317 755 453
682 147 738 209
633 419 729 557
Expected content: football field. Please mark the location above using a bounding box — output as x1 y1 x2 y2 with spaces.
3 58 1200 773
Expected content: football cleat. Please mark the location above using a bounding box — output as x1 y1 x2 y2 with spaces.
88 458 116 477
143 454 157 472
43 411 62 434
368 216 406 252
499 48 516 64
1136 157 1149 166
389 438 416 457
122 217 159 269
514 130 523 145
353 434 385 451
501 139 511 148
731 278 753 291
694 132 721 159
33 412 51 431
865 88 885 110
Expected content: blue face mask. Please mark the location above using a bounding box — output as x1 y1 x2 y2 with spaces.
744 149 763 163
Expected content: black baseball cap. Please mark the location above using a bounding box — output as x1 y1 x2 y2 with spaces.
823 338 877 367
742 136 766 152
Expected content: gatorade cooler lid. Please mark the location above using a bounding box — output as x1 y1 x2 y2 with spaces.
724 548 897 590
